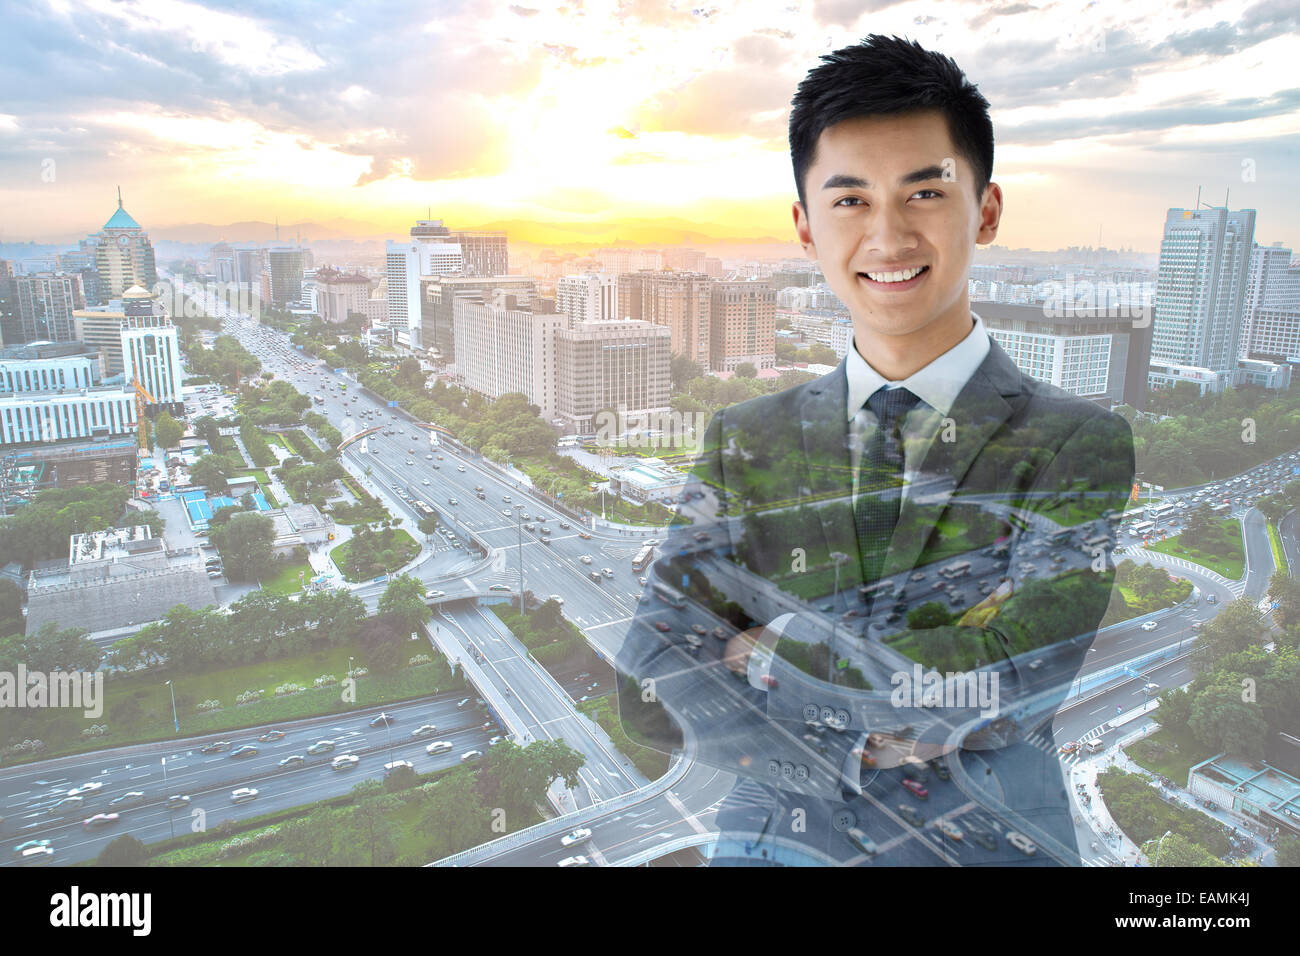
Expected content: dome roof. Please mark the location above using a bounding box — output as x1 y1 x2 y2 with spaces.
122 285 152 299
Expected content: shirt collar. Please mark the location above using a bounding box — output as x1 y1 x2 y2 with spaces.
845 310 990 421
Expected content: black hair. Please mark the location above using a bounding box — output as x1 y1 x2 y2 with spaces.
788 35 994 216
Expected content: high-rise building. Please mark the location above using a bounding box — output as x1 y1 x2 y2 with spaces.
314 267 372 324
92 190 157 298
553 319 671 433
555 273 618 324
265 247 307 309
449 229 508 277
0 259 16 346
709 279 777 372
16 272 85 342
452 291 565 420
1240 242 1300 359
1149 206 1256 381
420 274 535 361
617 270 713 369
121 298 182 404
386 220 465 348
208 241 236 283
233 247 265 288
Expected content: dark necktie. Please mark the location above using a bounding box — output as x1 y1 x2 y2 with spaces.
855 386 922 583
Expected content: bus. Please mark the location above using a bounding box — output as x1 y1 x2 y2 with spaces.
313 394 324 404
652 581 686 609
1081 534 1112 554
1147 503 1178 522
632 545 655 572
1210 502 1230 515
1048 528 1073 545
1130 520 1156 537
939 560 972 579
415 501 434 517
859 580 895 603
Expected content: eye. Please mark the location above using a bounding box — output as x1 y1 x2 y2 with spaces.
832 196 864 207
912 189 942 200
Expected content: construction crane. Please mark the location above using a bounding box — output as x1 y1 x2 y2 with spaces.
133 378 160 451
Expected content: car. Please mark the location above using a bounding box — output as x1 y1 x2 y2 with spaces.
1006 830 1037 856
558 521 570 529
579 555 593 564
969 829 998 851
502 495 512 502
577 531 592 540
845 827 879 856
67 781 103 797
230 745 259 759
643 538 662 547
426 453 434 460
426 740 454 755
539 536 552 546
448 498 458 505
47 796 85 815
1027 659 1044 671
488 735 506 746
165 794 191 809
601 567 614 578
422 478 431 486
12 839 51 859
489 584 511 592
457 698 471 708
230 788 259 804
589 570 603 582
306 740 336 755
684 631 704 647
457 465 466 472
279 755 305 768
411 724 438 738
258 730 286 742
524 523 535 531
557 855 591 867
429 590 445 599
902 778 929 799
369 712 396 727
561 827 593 847
1140 621 1158 631
897 804 925 827
502 509 512 517
199 741 231 754
331 754 360 770
932 818 964 841
1059 740 1080 755
460 749 483 763
383 760 414 773
108 791 146 809
82 812 120 829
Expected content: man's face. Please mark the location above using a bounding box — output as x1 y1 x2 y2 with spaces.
792 110 1001 347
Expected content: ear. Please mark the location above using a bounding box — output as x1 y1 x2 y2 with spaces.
976 182 1003 246
793 201 816 258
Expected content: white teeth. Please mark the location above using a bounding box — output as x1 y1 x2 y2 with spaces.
864 266 925 283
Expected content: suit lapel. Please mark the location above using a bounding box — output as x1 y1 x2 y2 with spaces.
882 340 1023 579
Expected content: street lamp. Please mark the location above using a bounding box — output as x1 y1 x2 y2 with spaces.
165 680 178 733
1153 829 1173 867
828 551 849 682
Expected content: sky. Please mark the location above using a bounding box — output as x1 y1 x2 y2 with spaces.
1 0 1298 252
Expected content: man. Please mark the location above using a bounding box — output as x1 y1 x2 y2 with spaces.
616 35 1135 866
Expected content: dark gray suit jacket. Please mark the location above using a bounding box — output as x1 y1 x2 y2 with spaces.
617 339 1136 865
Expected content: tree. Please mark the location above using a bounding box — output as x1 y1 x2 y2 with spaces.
153 412 184 450
806 342 838 365
735 362 757 379
396 357 426 390
281 817 337 866
377 575 428 634
209 512 277 582
417 514 440 537
419 770 488 858
907 602 953 630
0 578 23 638
1143 832 1224 867
1276 834 1300 868
670 355 703 390
188 454 231 494
97 833 148 866
1192 598 1268 671
358 614 404 673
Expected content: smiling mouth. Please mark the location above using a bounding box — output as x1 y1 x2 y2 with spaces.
859 265 929 284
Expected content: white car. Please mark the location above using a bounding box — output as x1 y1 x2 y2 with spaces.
331 754 360 770
383 760 414 773
579 555 593 565
460 749 483 763
548 594 564 606
502 509 512 517
1140 621 1158 631
411 724 438 738
932 818 964 841
67 781 104 797
422 479 431 486
601 567 614 578
557 855 591 867
1006 830 1037 855
426 741 454 755
561 828 592 847
230 787 259 804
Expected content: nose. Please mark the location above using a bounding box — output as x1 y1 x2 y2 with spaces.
860 200 918 262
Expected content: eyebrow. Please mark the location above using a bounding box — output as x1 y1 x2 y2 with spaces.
821 165 948 190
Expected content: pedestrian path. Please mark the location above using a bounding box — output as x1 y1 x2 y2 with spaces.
1112 546 1245 596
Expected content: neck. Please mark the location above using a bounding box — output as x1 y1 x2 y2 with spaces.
852 300 974 380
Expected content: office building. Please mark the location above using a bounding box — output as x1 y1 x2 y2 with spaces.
452 291 565 420
556 273 618 324
265 247 307 309
421 274 536 361
449 229 508 278
978 302 1152 410
1241 243 1300 360
1150 206 1256 377
709 279 776 372
15 272 85 343
314 267 372 324
617 270 713 370
386 220 465 348
553 319 671 433
92 191 157 298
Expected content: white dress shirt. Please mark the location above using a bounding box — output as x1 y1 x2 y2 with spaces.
847 311 991 508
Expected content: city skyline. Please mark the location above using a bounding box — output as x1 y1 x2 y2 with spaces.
1 0 1297 251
